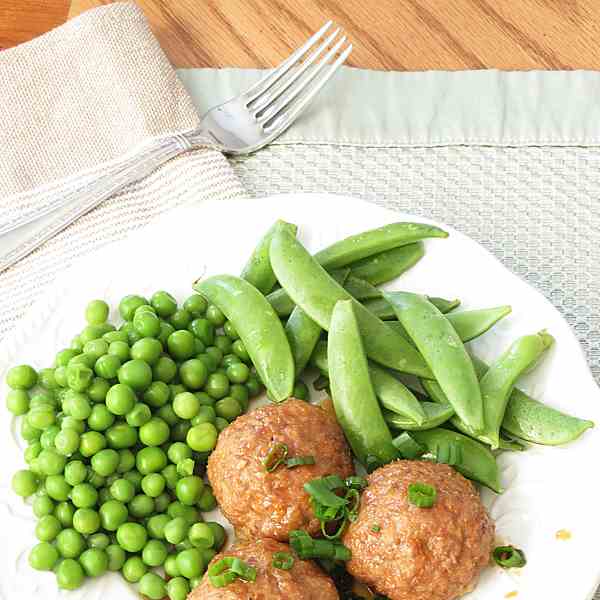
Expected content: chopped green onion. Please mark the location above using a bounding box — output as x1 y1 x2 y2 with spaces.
392 432 426 459
289 530 351 561
344 488 361 523
370 523 381 532
263 443 288 472
208 557 257 588
320 516 348 540
304 477 348 509
344 476 367 490
493 545 527 569
286 455 315 468
177 458 195 477
272 551 295 570
408 482 437 508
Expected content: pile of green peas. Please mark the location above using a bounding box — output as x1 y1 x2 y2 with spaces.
6 291 265 598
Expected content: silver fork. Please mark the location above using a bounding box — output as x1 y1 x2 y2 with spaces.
0 23 352 273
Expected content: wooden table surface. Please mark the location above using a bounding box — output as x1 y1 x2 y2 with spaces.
3 0 600 71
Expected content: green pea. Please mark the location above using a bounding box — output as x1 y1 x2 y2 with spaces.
223 320 238 339
215 396 242 421
100 500 129 531
164 516 189 544
231 339 250 362
97 488 112 504
117 449 135 472
79 547 108 577
158 321 176 345
94 354 121 379
33 493 55 518
133 309 161 338
205 346 223 365
106 383 136 415
54 501 75 527
56 528 86 558
170 383 186 397
73 507 100 534
213 335 232 355
186 423 218 452
82 379 105 404
106 544 126 571
108 340 130 362
229 384 249 410
164 554 181 577
29 541 59 571
207 521 226 550
167 442 192 464
139 417 170 446
189 318 214 346
205 372 229 399
188 522 214 549
131 337 163 365
152 356 177 384
136 446 167 474
85 299 109 324
6 389 29 415
110 478 135 503
129 494 155 518
176 475 203 506
88 532 110 549
35 514 62 542
126 402 152 427
55 557 84 589
142 539 168 567
146 513 170 540
226 362 250 384
119 295 148 321
183 294 207 317
170 308 192 330
27 406 56 429
205 304 225 327
36 368 58 390
60 415 85 434
64 461 87 486
71 336 84 351
91 448 120 476
25 441 42 465
21 419 42 442
118 359 152 391
122 555 147 582
151 291 178 317
246 375 261 397
139 571 167 600
162 464 178 490
166 576 189 600
171 392 199 421
197 485 217 512
63 390 92 419
6 364 37 389
66 362 93 392
106 422 138 449
167 330 195 361
87 471 106 489
54 366 68 387
12 469 39 497
103 330 128 343
196 391 215 406
123 470 143 490
80 324 108 345
35 449 65 476
117 521 147 552
168 501 199 523
221 353 241 369
179 359 208 390
176 547 204 579
87 404 115 432
79 431 107 457
144 382 171 410
56 348 81 367
154 491 171 513
83 338 109 360
39 425 60 450
68 352 97 369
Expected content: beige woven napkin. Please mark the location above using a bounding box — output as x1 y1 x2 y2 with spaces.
0 2 244 335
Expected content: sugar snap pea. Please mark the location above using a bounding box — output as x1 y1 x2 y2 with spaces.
194 275 293 402
285 307 322 377
480 331 555 448
270 230 432 378
363 296 460 320
310 341 427 424
384 291 483 433
388 305 512 343
410 428 502 493
384 402 455 431
347 242 425 285
328 300 398 467
342 276 381 301
241 220 297 294
314 222 448 270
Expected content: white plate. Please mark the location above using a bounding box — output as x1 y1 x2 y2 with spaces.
1 193 599 600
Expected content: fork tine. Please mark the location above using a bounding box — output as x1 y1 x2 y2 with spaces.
264 44 352 135
256 34 347 124
244 21 333 102
250 27 342 114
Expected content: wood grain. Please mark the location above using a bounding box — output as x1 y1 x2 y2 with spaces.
0 0 70 49
67 0 600 70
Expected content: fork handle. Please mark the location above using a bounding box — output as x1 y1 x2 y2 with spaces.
0 132 200 274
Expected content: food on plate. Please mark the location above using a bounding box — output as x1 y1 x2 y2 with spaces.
207 398 354 541
3 218 595 599
190 538 339 599
343 460 494 600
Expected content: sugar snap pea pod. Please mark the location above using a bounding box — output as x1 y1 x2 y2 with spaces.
314 222 448 270
310 340 427 424
384 291 483 433
271 230 432 378
410 428 502 493
470 357 594 446
328 299 398 467
267 268 350 318
343 276 381 301
363 296 460 320
480 331 555 448
194 275 293 402
384 402 455 431
388 305 512 344
286 307 322 377
241 220 297 294
348 242 425 285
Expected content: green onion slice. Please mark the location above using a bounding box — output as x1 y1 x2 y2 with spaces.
208 557 257 588
289 530 351 561
344 488 361 523
407 482 437 508
272 551 295 570
264 443 289 472
493 545 527 569
286 455 316 468
370 523 381 532
345 476 367 490
304 477 348 509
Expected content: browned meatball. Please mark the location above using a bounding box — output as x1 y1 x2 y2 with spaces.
208 398 354 541
189 538 339 600
343 460 494 600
